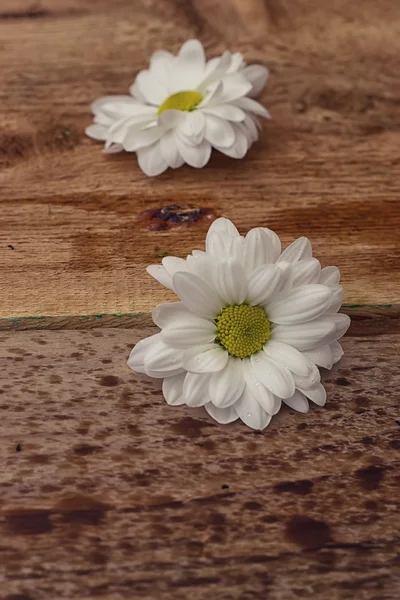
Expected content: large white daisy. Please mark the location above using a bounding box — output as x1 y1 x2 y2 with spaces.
86 40 270 176
128 218 350 430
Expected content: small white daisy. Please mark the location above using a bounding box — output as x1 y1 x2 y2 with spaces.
86 40 270 176
128 218 350 430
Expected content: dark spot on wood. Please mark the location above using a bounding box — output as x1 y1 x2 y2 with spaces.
297 423 307 430
16 443 22 452
286 516 332 549
396 419 400 426
30 453 50 464
335 377 351 386
0 9 50 20
99 375 120 387
53 493 111 526
73 444 102 456
101 358 112 364
364 500 378 510
8 244 15 250
261 515 279 523
197 439 216 451
221 484 229 489
49 374 62 384
243 501 263 510
171 576 221 588
362 436 375 446
355 465 384 490
355 396 370 407
170 416 210 438
70 352 82 358
137 204 214 231
351 366 372 371
37 121 80 151
0 133 33 165
389 439 400 449
274 480 314 495
5 509 53 535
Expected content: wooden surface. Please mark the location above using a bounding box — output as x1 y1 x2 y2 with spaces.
0 0 400 323
1 1 400 599
1 321 400 600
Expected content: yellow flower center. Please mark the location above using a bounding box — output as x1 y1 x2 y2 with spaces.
215 304 271 359
158 90 202 115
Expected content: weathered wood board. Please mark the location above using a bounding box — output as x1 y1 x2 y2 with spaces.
0 320 400 599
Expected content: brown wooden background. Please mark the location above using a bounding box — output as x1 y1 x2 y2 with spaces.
0 1 399 599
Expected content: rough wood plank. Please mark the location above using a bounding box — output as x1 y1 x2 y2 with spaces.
1 0 400 319
1 320 399 599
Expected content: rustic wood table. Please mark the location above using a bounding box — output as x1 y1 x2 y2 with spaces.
1 1 399 599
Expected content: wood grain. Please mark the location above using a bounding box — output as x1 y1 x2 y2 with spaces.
1 0 400 323
1 320 399 599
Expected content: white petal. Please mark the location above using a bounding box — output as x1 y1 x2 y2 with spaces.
205 403 239 425
123 125 165 152
201 104 246 122
244 228 277 272
96 97 157 119
263 228 281 260
107 115 155 144
243 65 269 97
163 373 186 405
227 52 245 73
183 372 211 407
161 315 216 347
210 73 252 103
204 115 235 148
302 345 333 370
144 340 183 377
273 261 294 294
214 259 247 305
186 253 218 287
246 265 282 306
159 132 184 168
293 362 320 390
200 52 231 88
264 341 311 376
180 111 205 143
158 109 184 129
267 285 333 325
146 265 174 290
86 124 108 141
152 302 190 328
209 357 245 408
173 39 206 90
134 69 169 105
330 341 344 364
292 259 321 287
243 360 281 415
331 313 351 338
298 383 327 406
173 272 222 318
175 137 212 168
251 353 295 399
234 97 271 118
128 333 161 374
206 217 240 238
215 126 248 158
328 284 344 313
183 345 229 374
162 256 188 278
271 319 337 351
319 266 340 285
137 143 169 177
234 386 272 430
283 391 309 413
278 237 312 264
103 143 123 154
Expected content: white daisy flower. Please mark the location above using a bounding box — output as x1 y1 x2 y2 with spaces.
128 218 350 430
86 40 270 176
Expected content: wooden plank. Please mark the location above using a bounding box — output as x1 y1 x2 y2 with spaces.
1 0 400 320
0 320 399 599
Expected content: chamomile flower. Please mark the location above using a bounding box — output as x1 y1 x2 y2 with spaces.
86 40 269 176
128 218 350 430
